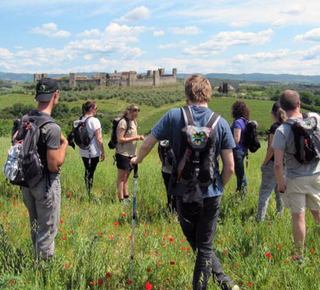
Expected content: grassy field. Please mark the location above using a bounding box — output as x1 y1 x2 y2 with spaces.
0 87 319 289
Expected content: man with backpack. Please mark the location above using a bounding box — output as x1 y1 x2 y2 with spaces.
131 75 239 290
273 90 320 261
16 78 67 260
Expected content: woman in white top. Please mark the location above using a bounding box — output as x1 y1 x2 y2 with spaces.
79 101 105 195
116 104 144 202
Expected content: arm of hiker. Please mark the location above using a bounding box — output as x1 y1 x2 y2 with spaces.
272 129 286 192
95 128 105 161
221 149 235 186
47 134 68 173
117 126 142 144
262 133 275 165
273 149 286 192
132 134 158 164
233 128 241 144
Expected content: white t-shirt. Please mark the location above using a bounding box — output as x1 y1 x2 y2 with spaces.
75 116 102 158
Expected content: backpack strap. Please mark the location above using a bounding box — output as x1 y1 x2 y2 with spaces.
181 106 195 126
206 113 221 129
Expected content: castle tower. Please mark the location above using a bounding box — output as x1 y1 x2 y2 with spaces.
128 71 137 86
69 73 76 88
172 68 177 77
153 70 160 86
98 73 107 87
158 68 165 76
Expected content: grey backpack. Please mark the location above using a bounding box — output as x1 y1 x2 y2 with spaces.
4 112 54 188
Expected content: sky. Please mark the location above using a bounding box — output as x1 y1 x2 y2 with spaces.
1 0 320 75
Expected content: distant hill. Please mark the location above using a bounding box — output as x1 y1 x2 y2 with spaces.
177 73 320 85
2 71 320 85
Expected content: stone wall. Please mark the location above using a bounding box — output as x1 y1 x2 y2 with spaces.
33 68 177 88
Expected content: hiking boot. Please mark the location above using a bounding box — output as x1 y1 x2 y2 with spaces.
215 274 240 290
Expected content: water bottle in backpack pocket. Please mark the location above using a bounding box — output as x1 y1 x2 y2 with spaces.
3 113 53 188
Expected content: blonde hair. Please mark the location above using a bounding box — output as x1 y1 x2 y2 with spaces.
122 104 140 118
277 107 287 124
185 75 212 103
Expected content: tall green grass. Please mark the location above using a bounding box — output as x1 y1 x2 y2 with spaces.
0 137 319 290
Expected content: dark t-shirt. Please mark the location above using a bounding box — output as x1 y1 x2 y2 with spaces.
27 111 61 169
268 122 281 161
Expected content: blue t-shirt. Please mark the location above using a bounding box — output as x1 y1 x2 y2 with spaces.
231 118 248 152
151 105 236 198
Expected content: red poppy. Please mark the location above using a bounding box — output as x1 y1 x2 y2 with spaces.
264 251 272 260
169 236 175 243
109 234 115 240
121 212 127 218
145 281 153 290
247 281 254 287
96 278 103 286
62 234 67 241
310 247 316 255
127 279 133 285
105 272 112 279
113 221 120 227
97 231 103 237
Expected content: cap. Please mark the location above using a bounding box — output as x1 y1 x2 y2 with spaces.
35 78 59 102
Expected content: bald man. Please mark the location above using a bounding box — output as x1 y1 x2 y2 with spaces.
272 90 320 260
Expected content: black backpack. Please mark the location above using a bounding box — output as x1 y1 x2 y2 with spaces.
108 117 130 149
176 106 220 189
288 113 320 164
242 120 261 153
72 117 94 150
4 111 54 188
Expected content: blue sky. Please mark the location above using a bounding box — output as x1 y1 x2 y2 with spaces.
1 0 320 74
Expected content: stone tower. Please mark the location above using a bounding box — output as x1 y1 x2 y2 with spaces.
153 70 160 86
172 68 177 77
158 68 165 76
128 71 137 86
69 73 76 89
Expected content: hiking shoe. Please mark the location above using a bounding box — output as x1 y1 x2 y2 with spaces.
215 274 240 290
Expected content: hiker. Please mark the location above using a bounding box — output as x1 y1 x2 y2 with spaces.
158 140 176 211
231 101 250 193
131 75 239 290
256 102 285 221
273 90 320 260
116 104 144 202
76 101 105 196
21 78 67 259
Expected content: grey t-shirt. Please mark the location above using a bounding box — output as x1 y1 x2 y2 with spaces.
272 113 320 178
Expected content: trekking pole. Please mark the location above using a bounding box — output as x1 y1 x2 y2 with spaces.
130 165 139 279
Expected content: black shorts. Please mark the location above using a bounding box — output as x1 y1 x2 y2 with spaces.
115 154 133 171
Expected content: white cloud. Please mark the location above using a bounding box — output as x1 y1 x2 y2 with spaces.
184 29 273 56
159 40 188 50
0 48 14 59
153 30 165 37
117 6 150 23
233 49 290 62
295 28 320 42
174 0 320 27
31 22 71 38
171 26 201 35
78 29 101 38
